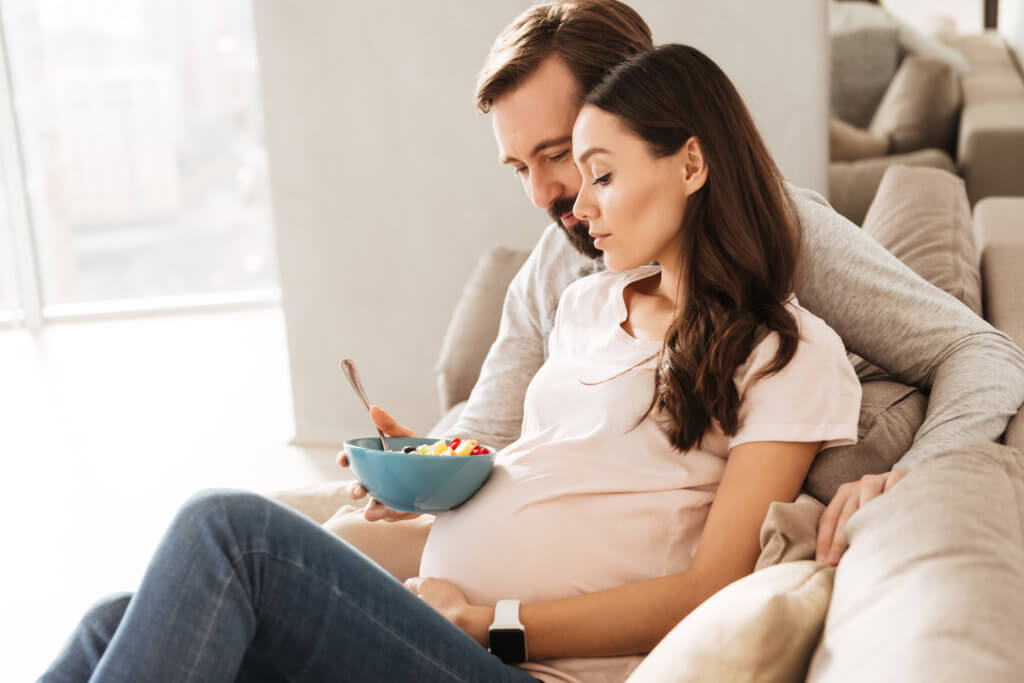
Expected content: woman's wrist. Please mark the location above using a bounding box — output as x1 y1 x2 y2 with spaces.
458 605 495 647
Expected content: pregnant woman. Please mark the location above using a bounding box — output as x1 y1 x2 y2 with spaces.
41 45 859 683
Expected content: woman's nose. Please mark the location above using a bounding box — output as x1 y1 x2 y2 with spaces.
573 186 595 221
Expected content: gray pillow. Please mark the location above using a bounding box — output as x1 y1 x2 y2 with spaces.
805 380 927 503
831 27 901 127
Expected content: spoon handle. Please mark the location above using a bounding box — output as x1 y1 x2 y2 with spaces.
341 359 390 451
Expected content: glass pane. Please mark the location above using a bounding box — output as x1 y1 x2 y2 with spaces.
0 0 277 306
0 192 18 313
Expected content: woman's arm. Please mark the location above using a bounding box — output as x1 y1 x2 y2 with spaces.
456 440 820 659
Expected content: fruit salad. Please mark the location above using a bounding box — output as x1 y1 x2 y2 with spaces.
395 438 489 456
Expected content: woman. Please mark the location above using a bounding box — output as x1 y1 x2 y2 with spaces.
41 45 859 683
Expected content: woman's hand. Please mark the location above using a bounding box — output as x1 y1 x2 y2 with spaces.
816 469 908 565
336 405 422 522
404 577 492 646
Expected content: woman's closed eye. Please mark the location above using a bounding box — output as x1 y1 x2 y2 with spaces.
593 172 611 186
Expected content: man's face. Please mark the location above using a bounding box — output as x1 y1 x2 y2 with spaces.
491 56 601 259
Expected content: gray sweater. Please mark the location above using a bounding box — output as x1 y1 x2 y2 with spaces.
449 184 1024 469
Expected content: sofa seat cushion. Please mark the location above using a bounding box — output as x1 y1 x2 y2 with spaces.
807 441 1024 682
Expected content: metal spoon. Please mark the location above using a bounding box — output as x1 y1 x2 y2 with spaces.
340 359 389 452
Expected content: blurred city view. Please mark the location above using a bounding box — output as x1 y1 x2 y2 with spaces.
0 0 277 310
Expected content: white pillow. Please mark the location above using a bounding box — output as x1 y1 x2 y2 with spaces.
626 561 835 683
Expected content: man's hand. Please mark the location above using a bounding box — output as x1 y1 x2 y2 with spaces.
336 405 422 522
816 469 908 566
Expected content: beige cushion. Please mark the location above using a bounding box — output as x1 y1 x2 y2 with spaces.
322 505 434 583
434 246 529 413
829 117 889 162
807 441 1024 682
267 480 435 583
869 56 961 154
266 480 359 525
828 148 955 226
862 165 982 315
626 561 835 683
805 380 926 503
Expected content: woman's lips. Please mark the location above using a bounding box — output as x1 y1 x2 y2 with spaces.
589 232 610 248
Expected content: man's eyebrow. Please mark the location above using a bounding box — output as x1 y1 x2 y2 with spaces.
500 135 573 165
578 147 610 164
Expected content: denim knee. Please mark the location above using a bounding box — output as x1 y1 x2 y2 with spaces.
79 591 131 639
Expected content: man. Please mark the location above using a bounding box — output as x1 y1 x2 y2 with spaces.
342 0 1024 566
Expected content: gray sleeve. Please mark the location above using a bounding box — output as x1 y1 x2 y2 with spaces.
789 186 1024 468
442 260 546 451
442 224 586 450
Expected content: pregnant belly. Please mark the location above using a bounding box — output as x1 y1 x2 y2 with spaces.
418 467 708 607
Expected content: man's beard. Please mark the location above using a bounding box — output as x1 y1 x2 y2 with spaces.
548 196 603 261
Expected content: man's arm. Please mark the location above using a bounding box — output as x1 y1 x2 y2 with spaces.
789 184 1024 468
445 223 599 450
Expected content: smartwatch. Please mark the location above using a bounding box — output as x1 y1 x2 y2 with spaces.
488 599 528 663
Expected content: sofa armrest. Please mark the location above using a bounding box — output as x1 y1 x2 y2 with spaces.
973 197 1024 449
951 33 1024 204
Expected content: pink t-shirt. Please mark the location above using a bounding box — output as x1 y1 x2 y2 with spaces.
419 264 861 682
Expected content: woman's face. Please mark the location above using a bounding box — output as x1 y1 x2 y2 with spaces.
571 105 695 273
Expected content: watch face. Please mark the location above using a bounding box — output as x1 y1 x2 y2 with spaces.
489 628 527 664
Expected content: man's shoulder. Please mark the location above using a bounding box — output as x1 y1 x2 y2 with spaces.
514 222 604 292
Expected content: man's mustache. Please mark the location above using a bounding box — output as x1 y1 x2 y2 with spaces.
547 196 578 226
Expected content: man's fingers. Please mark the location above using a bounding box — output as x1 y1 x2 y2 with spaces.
816 488 845 562
883 468 908 492
337 452 349 468
369 405 417 438
857 474 886 508
826 494 861 565
346 482 367 500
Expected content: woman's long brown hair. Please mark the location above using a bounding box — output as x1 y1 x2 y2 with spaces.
584 44 802 452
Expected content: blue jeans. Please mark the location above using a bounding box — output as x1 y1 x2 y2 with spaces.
39 489 541 682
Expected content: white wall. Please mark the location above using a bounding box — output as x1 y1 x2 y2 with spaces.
250 0 828 446
1001 0 1024 60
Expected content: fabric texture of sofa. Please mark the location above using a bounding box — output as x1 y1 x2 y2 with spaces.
269 168 1024 681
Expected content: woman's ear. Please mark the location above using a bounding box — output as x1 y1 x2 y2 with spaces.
680 136 708 195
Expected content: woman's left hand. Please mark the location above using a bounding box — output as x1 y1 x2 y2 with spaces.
404 577 491 646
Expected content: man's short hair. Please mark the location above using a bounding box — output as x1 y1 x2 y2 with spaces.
475 0 654 113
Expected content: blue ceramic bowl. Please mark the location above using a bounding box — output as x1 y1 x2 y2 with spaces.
343 437 496 513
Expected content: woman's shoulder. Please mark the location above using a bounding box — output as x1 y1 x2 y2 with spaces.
739 297 848 381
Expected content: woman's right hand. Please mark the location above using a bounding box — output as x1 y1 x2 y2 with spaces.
336 405 423 522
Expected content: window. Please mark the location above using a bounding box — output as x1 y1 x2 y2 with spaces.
0 207 17 316
0 0 276 312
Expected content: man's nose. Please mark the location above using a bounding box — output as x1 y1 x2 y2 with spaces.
528 171 562 211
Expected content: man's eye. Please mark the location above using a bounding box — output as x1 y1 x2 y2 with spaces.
513 166 528 176
593 173 611 186
549 151 568 162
